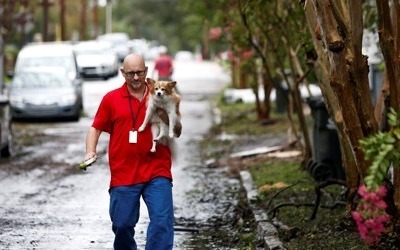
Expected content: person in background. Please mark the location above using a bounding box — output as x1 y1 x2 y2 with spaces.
84 53 181 250
153 45 174 81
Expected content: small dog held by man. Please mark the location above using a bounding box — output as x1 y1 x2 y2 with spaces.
138 78 181 153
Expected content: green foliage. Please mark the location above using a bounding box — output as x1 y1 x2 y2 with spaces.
360 108 400 190
216 97 289 135
112 0 222 54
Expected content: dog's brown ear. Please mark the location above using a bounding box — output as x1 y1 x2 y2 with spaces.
168 81 177 88
146 78 156 85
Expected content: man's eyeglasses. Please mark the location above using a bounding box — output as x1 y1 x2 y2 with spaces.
123 70 146 78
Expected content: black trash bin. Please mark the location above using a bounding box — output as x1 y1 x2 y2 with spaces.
307 97 345 182
275 85 289 113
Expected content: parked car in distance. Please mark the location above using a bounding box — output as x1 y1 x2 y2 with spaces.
127 39 149 57
74 40 119 80
0 93 12 157
97 32 130 62
9 67 83 121
174 50 195 61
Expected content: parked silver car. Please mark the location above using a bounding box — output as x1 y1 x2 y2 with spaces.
9 67 83 121
0 93 12 157
74 40 119 80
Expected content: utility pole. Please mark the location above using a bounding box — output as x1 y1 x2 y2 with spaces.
92 0 99 38
79 0 87 40
60 0 66 41
17 0 29 46
0 23 3 89
106 0 112 33
40 0 53 41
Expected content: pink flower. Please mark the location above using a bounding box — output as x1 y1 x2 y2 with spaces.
351 211 361 221
351 185 390 245
241 50 254 60
377 186 387 197
209 27 222 41
358 185 367 196
375 200 387 209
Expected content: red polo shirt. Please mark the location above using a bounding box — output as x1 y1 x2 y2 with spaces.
92 83 172 187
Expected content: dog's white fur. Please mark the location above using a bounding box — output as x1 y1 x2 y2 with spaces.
138 78 181 154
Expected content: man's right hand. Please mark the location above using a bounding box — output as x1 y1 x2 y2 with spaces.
84 152 97 161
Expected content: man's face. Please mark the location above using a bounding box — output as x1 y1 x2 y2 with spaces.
121 67 148 89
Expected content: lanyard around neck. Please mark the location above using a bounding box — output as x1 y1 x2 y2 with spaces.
126 86 146 130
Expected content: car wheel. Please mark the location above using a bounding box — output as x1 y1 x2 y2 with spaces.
1 142 12 157
71 109 81 121
71 102 83 121
0 124 12 157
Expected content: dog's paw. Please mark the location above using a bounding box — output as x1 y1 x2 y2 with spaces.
150 141 157 152
169 132 174 138
138 125 145 132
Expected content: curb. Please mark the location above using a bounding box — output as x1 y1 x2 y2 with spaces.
239 171 287 250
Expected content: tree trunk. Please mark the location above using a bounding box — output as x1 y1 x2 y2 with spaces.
303 0 379 209
376 0 400 211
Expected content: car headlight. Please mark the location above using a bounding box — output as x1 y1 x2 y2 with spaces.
9 95 25 108
58 93 77 106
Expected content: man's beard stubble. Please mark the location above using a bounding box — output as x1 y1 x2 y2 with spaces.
129 79 143 90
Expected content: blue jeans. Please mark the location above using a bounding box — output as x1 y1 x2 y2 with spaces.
109 177 174 250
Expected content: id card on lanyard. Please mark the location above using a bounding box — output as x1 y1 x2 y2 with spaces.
129 130 138 143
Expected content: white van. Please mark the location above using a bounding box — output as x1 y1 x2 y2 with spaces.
12 42 82 81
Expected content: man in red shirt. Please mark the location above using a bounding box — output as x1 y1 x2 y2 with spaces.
153 45 173 81
84 53 181 250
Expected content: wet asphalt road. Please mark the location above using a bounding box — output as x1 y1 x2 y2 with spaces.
0 60 241 249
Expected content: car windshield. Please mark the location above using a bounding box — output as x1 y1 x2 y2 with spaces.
75 48 107 55
12 71 71 89
18 56 75 73
98 35 128 46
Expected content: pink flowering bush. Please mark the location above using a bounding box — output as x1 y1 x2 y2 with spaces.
209 27 222 41
351 185 390 245
356 108 400 245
